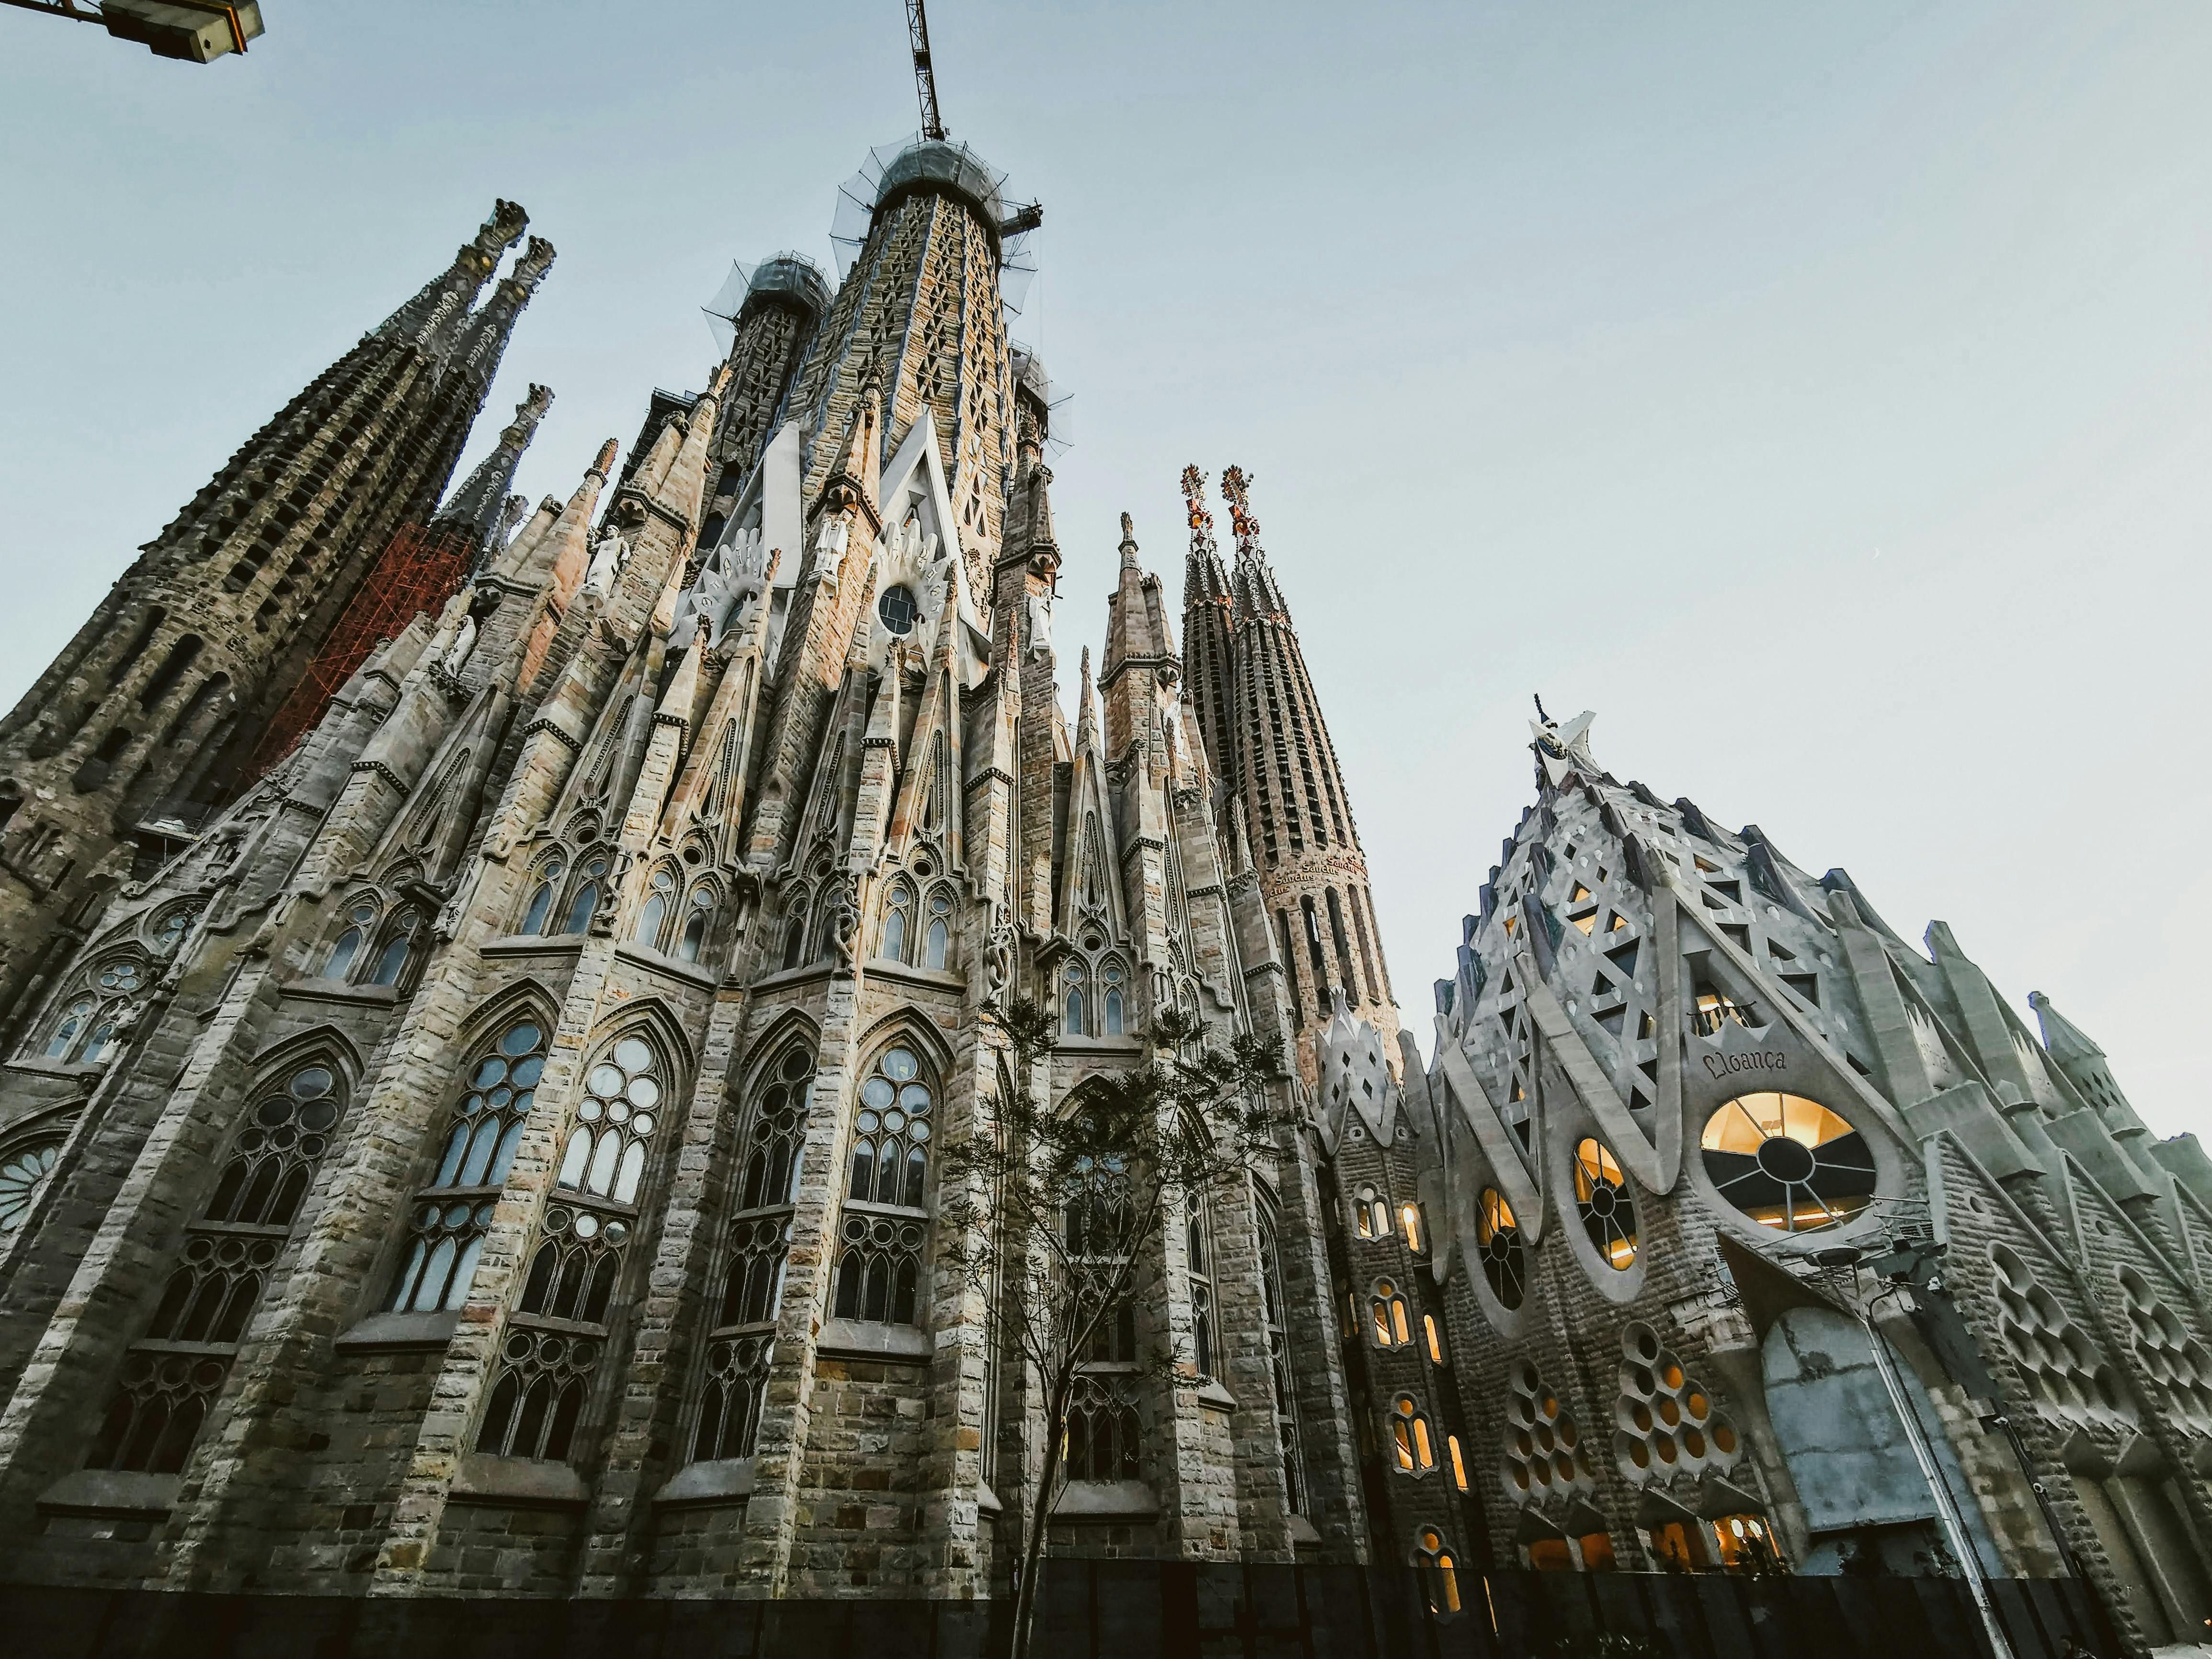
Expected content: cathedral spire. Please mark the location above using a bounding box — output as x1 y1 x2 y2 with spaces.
449 236 558 383
1076 645 1099 755
1179 464 1236 795
1221 464 1290 625
1209 463 1398 1079
372 199 528 345
435 383 554 555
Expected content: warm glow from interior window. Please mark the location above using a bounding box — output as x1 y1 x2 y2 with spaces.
1400 1203 1422 1252
1449 1434 1468 1490
1425 1314 1443 1364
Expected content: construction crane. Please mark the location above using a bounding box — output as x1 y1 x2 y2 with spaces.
900 0 1042 241
0 0 264 63
904 0 945 141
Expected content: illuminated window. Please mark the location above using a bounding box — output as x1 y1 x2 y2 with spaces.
1691 982 1756 1036
1388 1394 1436 1475
1424 1313 1444 1365
1476 1188 1527 1310
1573 1138 1637 1269
1448 1433 1468 1491
1372 1279 1412 1349
1710 1513 1779 1570
1568 886 1597 935
1399 1202 1424 1255
1577 1529 1618 1571
1352 1183 1389 1239
1414 1527 1460 1615
1699 1092 1875 1233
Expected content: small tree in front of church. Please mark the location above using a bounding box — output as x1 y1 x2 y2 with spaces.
939 997 1288 1659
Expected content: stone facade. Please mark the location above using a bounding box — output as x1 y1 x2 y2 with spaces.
0 116 2205 1659
1312 707 2212 1653
0 136 1368 1607
0 204 550 1046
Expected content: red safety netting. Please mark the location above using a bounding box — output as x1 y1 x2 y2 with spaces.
249 520 476 778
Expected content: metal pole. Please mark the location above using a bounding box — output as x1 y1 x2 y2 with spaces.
1863 1312 2015 1659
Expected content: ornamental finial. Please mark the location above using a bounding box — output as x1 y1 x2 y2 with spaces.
1219 464 1259 551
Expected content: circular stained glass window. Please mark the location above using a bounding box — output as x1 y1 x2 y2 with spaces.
878 584 918 636
1699 1091 1876 1233
0 1139 61 1233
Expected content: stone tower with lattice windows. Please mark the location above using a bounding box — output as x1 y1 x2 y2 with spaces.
0 203 550 1051
1179 466 1399 1092
0 134 1370 1612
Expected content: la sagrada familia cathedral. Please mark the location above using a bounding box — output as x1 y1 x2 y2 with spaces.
0 101 2209 1659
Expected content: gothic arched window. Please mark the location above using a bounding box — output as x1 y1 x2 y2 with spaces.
923 889 951 970
1101 961 1125 1036
1371 1278 1412 1349
678 886 715 963
1415 1528 1461 1617
1573 1138 1637 1270
367 909 420 989
475 1329 597 1464
740 1041 811 1212
1255 1187 1306 1512
87 1057 347 1475
487 1028 675 1464
322 897 377 979
779 894 808 970
520 855 565 935
1065 1373 1140 1480
389 1016 546 1313
1186 1193 1217 1382
149 902 200 957
1063 962 1087 1038
879 880 913 963
832 1043 933 1325
1352 1182 1389 1240
687 1038 814 1467
633 864 677 949
554 1034 664 1205
563 851 610 935
43 997 94 1061
38 955 145 1063
1389 1393 1437 1475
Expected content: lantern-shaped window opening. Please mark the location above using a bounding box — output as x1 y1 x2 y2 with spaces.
1477 1187 1527 1309
1573 1138 1637 1269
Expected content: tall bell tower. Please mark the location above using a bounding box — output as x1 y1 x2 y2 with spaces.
0 204 550 1034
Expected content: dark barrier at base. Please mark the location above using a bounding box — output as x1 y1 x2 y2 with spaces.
0 1566 2118 1659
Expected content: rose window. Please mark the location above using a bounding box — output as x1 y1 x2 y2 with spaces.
1699 1091 1876 1233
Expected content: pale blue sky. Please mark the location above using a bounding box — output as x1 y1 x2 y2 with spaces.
4 3 2208 1134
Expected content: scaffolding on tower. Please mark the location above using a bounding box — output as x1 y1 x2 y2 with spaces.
244 518 481 778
